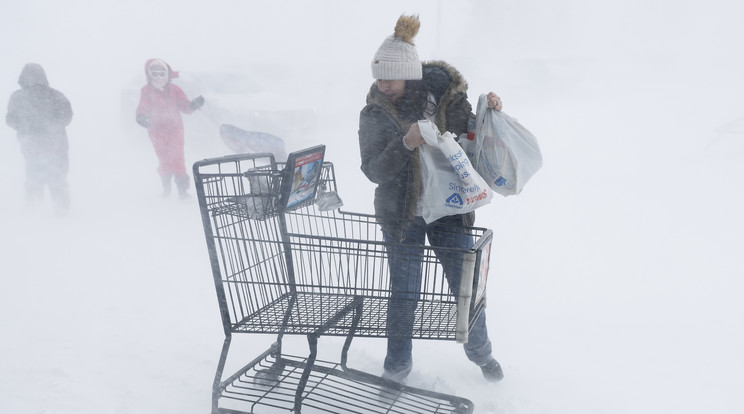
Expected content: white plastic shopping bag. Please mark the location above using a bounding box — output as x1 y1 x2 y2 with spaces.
462 94 542 196
417 120 493 223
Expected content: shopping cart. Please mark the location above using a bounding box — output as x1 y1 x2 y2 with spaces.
194 147 493 413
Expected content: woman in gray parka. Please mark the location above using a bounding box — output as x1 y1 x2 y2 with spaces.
358 15 505 384
6 63 73 215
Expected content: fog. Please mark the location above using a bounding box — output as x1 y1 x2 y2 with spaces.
1 1 743 413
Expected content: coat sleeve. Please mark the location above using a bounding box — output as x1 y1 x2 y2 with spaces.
358 105 415 185
52 90 72 127
171 85 195 115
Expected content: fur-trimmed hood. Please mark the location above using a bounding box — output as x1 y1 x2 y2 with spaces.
365 60 468 133
422 60 468 131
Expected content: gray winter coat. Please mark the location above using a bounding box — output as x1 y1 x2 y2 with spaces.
358 61 475 239
6 63 73 157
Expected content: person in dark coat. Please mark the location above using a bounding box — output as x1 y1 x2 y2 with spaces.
135 58 204 198
6 63 73 215
358 15 505 384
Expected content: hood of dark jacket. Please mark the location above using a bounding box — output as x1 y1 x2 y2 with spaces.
366 60 469 133
18 63 49 89
422 60 468 131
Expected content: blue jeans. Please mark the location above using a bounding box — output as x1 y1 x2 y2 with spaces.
382 215 493 378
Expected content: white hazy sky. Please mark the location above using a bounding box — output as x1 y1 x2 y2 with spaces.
1 1 743 413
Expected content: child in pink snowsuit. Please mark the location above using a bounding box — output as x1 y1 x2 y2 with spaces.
136 58 204 198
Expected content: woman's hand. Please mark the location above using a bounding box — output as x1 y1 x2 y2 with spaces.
403 122 425 149
487 92 503 111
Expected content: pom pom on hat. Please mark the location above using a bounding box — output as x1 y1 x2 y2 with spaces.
371 15 423 80
394 14 421 44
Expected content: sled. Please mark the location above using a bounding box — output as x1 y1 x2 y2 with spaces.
219 123 287 161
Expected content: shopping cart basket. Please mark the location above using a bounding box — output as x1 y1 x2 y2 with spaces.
194 147 493 413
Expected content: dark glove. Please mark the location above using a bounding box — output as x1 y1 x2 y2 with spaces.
190 95 205 110
136 113 149 128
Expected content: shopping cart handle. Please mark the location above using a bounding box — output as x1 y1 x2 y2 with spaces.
193 152 277 170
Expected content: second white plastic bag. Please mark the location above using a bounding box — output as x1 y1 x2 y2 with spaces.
462 94 543 196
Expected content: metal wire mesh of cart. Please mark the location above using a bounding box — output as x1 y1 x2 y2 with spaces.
216 342 474 414
194 153 492 343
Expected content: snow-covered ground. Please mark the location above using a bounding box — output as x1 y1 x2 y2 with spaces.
1 1 743 413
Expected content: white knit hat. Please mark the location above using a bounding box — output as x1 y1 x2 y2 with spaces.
371 15 422 80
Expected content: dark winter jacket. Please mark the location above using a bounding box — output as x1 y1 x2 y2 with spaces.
6 63 73 155
358 60 475 240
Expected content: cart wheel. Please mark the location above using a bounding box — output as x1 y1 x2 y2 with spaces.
253 361 285 387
